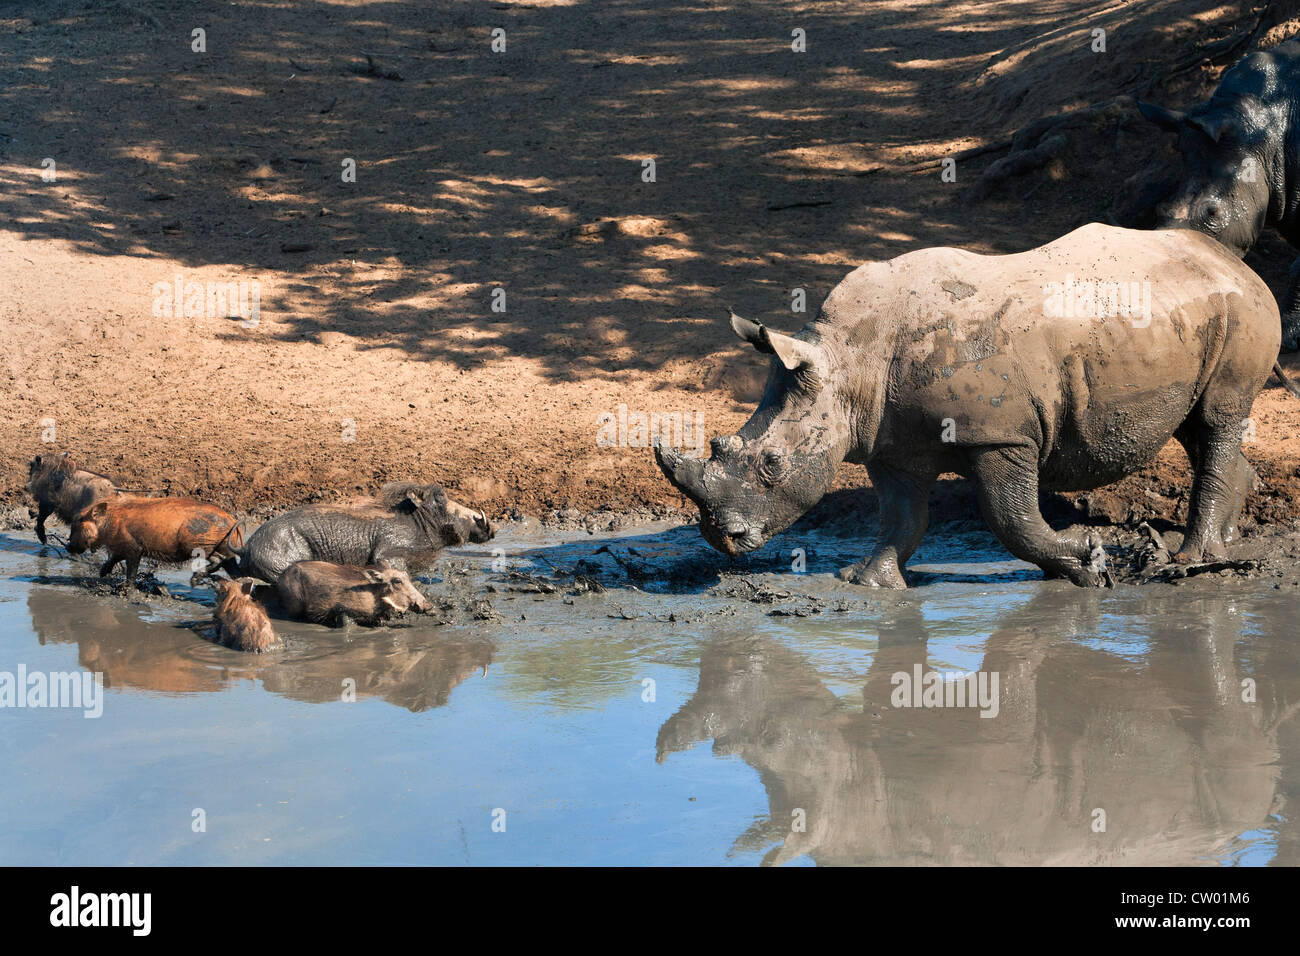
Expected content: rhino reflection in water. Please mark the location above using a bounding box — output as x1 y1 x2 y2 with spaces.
26 587 493 712
658 590 1298 866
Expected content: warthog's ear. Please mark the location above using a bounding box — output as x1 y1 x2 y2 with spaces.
89 501 109 520
364 567 386 583
729 310 828 385
1137 100 1186 132
240 579 256 595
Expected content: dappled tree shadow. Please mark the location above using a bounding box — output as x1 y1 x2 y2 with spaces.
0 0 1261 380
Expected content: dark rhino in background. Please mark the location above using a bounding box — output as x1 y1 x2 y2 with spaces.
656 223 1278 588
240 482 493 582
1139 38 1300 351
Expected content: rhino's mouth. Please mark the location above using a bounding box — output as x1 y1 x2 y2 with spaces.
701 514 765 556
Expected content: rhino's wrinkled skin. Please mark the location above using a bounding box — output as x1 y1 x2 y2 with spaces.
1138 39 1300 349
656 223 1278 588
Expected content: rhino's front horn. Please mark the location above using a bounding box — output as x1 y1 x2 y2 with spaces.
653 440 706 498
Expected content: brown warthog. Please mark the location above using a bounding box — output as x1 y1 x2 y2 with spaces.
27 453 118 545
68 497 245 587
213 578 278 653
275 560 432 627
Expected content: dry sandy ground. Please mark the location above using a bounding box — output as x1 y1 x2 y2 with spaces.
2 0 1299 528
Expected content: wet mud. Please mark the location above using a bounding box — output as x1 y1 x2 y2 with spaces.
3 503 1299 865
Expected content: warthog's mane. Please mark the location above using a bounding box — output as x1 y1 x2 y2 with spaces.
29 453 118 487
30 453 80 480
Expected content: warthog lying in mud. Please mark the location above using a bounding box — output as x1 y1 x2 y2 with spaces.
656 223 1278 588
213 578 278 653
240 482 493 582
276 560 432 627
67 497 244 587
27 453 117 545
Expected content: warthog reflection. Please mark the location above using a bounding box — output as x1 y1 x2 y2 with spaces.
658 588 1299 865
26 587 492 712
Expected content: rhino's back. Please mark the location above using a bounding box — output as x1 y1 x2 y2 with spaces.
1215 38 1300 102
826 224 1278 486
825 223 1274 345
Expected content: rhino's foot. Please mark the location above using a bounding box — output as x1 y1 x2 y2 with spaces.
1046 560 1113 588
1046 540 1114 588
837 560 907 589
1173 539 1229 565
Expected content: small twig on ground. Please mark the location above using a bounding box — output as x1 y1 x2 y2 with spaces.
350 54 404 81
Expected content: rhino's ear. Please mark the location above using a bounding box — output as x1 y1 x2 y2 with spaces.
1184 110 1238 144
1137 100 1186 132
729 310 828 378
764 329 828 378
729 310 770 351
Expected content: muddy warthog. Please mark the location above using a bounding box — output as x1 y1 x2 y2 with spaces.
27 453 118 545
240 482 493 582
68 497 245 587
213 578 278 653
275 560 432 627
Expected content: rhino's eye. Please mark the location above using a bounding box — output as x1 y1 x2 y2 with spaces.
757 450 786 486
1199 200 1226 228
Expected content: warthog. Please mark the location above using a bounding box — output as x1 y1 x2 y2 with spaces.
275 560 432 627
240 482 493 582
27 453 117 545
213 578 278 653
68 497 245 587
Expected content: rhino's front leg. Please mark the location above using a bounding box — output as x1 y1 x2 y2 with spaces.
969 446 1106 587
1282 256 1300 352
837 463 933 589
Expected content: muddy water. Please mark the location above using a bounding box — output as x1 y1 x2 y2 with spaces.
1 519 1297 866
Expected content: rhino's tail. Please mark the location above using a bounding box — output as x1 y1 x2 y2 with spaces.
1273 361 1300 401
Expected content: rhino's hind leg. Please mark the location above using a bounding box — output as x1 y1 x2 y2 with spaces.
837 463 932 589
1174 423 1253 563
1281 257 1300 353
969 446 1106 587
